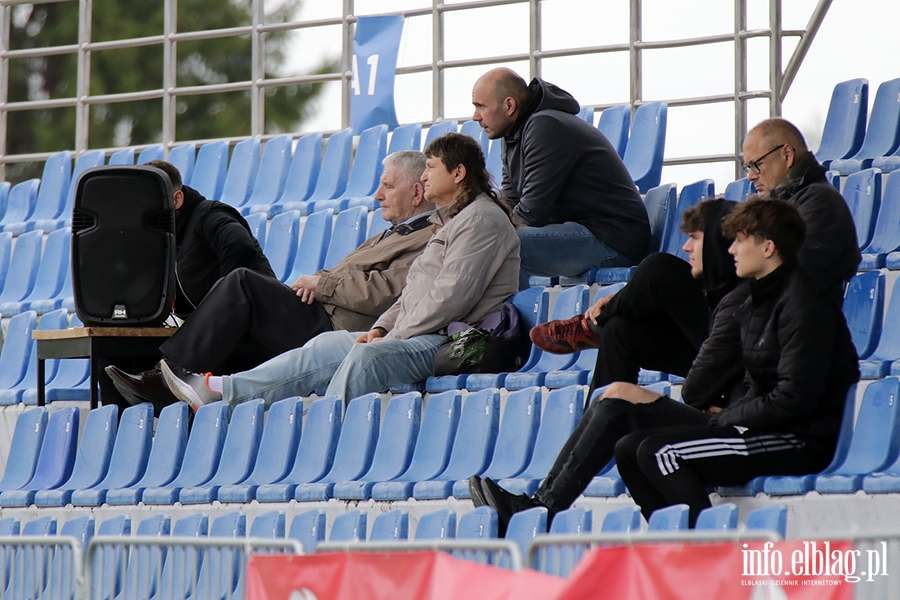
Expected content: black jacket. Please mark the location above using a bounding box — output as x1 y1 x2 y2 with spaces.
501 78 651 262
710 260 860 450
174 186 275 317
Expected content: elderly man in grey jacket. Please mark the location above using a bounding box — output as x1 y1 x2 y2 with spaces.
158 133 520 409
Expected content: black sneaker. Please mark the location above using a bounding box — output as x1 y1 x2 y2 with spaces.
481 477 538 537
468 475 489 507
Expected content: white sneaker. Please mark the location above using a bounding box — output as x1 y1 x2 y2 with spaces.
159 359 221 411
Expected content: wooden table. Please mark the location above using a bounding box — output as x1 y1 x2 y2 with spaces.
33 327 176 409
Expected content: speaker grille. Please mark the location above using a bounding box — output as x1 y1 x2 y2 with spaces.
147 211 174 233
71 211 96 233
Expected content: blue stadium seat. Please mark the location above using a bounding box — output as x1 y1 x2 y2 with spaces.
542 506 592 575
8 151 71 234
842 169 881 250
337 124 388 201
583 462 626 497
816 79 868 168
415 509 457 540
333 393 422 500
860 277 900 378
252 133 322 217
647 504 689 531
292 128 353 209
486 140 503 187
285 209 333 281
57 514 95 589
645 182 678 253
424 120 458 148
843 270 884 360
256 396 342 503
370 509 409 542
0 407 47 493
814 377 900 493
0 229 42 304
71 403 153 506
504 285 590 390
830 78 900 174
664 179 715 259
330 510 367 542
26 255 73 315
240 134 292 213
153 514 209 600
550 506 591 535
389 123 422 154
460 120 490 156
289 509 326 552
0 312 37 403
696 503 738 531
723 178 755 201
219 138 261 208
0 179 40 234
0 232 12 290
746 505 787 539
191 140 230 200
141 401 229 505
413 389 500 500
194 511 246 600
216 396 302 503
179 399 265 504
499 386 585 495
117 514 169 600
367 207 391 238
33 404 118 506
0 182 9 220
250 511 286 539
244 212 267 245
264 210 301 282
457 506 498 540
294 394 381 501
108 148 135 165
371 391 461 501
623 101 667 193
137 144 164 164
322 206 368 269
600 505 642 533
452 387 541 498
506 507 547 559
22 315 89 404
0 308 68 404
36 149 105 231
0 228 70 316
597 104 630 158
870 174 900 270
576 106 594 124
168 143 196 185
11 516 59 599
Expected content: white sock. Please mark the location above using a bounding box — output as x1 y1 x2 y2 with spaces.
207 376 223 394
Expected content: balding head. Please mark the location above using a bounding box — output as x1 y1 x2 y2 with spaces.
741 118 809 197
750 118 808 156
472 68 531 139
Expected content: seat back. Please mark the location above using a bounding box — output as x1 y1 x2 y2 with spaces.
827 377 900 477
368 208 391 238
20 405 79 491
0 229 42 302
851 78 900 161
281 396 342 484
695 503 738 531
264 210 301 281
393 390 461 482
33 151 72 221
511 288 551 372
434 389 500 481
0 183 8 221
647 504 689 531
14 309 67 398
0 311 37 389
108 148 135 165
168 143 196 185
166 401 229 488
0 179 40 225
863 171 900 255
92 515 131 600
643 183 676 254
868 277 900 362
843 270 884 360
459 120 489 155
56 403 118 492
323 206 368 269
219 138 261 208
357 393 421 482
202 399 264 487
0 232 12 287
597 104 630 158
515 386 585 480
414 509 456 540
600 505 642 533
340 124 388 199
241 397 303 487
91 403 153 493
156 514 209 600
663 179 715 258
249 511 285 539
530 285 590 373
309 129 353 201
24 228 70 303
723 178 756 201
194 511 246 600
13 516 57 598
288 209 333 280
192 140 230 200
482 387 541 480
746 504 787 539
816 78 868 164
330 510 367 542
388 124 422 154
370 509 408 542
246 134 293 208
505 507 547 557
128 402 189 489
136 145 164 164
320 394 381 483
623 101 667 193
61 150 105 219
842 168 881 249
576 106 594 124
279 133 323 203
244 212 267 244
456 506 497 539
486 140 503 187
121 514 170 600
289 509 326 552
423 121 458 148
0 407 47 491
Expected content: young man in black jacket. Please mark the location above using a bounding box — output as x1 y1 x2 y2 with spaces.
614 198 859 527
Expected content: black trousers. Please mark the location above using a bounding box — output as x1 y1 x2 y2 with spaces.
589 253 709 392
534 396 710 513
615 425 832 527
160 268 333 375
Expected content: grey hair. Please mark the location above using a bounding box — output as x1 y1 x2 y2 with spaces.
383 150 426 182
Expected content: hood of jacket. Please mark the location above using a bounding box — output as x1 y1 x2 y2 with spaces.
509 78 581 138
175 185 205 246
701 198 741 309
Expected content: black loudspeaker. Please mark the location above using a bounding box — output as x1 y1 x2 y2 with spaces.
72 165 176 326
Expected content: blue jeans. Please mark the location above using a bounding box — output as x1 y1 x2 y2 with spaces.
222 330 445 407
517 222 636 289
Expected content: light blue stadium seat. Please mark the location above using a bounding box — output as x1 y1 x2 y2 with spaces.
0 182 9 220
860 277 900 378
664 179 715 259
10 516 58 600
152 514 209 600
645 182 678 254
696 503 738 531
289 510 326 553
22 314 89 404
576 105 594 124
294 394 381 502
108 148 134 165
499 386 585 495
137 144 164 164
457 506 498 540
723 178 756 201
338 124 388 201
216 397 302 503
179 399 265 504
29 248 73 315
141 401 229 505
71 403 153 506
322 206 368 269
285 209 333 281
870 174 900 270
0 517 20 592
389 123 422 154
280 129 352 215
486 139 503 187
423 120 458 148
264 210 301 282
842 168 881 250
219 138 261 208
505 507 547 559
256 396 342 503
623 101 667 193
583 462 626 497
0 232 12 291
250 511 285 540
243 212 267 245
0 407 47 493
452 388 541 498
169 143 196 185
504 285 590 390
843 270 884 360
860 393 900 493
746 505 787 539
544 506 592 576
415 509 457 540
0 229 41 304
116 514 169 600
193 511 246 600
370 509 409 542
371 391 461 501
0 312 36 404
0 179 40 234
413 389 500 500
0 309 66 405
330 510 367 543
333 393 422 500
33 404 118 506
367 207 391 238
1 229 70 316
191 140 230 200
598 104 631 158
36 150 105 231
830 78 900 174
240 134 292 213
8 151 71 235
600 505 642 533
459 120 489 156
647 504 689 531
56 514 95 595
816 79 868 168
252 133 322 217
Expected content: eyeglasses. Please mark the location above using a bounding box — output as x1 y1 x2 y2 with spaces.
741 144 786 174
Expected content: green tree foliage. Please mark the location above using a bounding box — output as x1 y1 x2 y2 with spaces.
6 0 334 182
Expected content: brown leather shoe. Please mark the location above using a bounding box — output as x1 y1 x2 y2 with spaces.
529 315 601 354
104 365 179 413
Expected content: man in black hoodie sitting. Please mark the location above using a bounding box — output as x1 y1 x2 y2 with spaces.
472 68 651 289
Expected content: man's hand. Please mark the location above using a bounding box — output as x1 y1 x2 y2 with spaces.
356 327 387 344
585 294 615 325
704 406 723 415
290 275 321 305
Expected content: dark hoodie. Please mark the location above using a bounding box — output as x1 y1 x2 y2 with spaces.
501 78 651 262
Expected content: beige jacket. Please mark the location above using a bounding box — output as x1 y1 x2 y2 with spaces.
374 194 520 340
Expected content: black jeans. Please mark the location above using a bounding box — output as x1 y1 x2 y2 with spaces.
533 395 711 513
589 253 709 392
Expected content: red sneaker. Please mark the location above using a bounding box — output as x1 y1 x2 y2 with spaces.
529 315 601 354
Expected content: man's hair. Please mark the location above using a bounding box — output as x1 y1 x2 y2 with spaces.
750 118 808 154
679 198 720 234
721 196 806 261
424 133 514 223
145 160 183 190
493 69 529 105
383 150 426 182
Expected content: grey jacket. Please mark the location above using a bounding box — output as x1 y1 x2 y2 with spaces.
374 194 520 340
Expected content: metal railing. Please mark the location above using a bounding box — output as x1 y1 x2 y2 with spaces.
0 535 83 600
316 538 524 571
